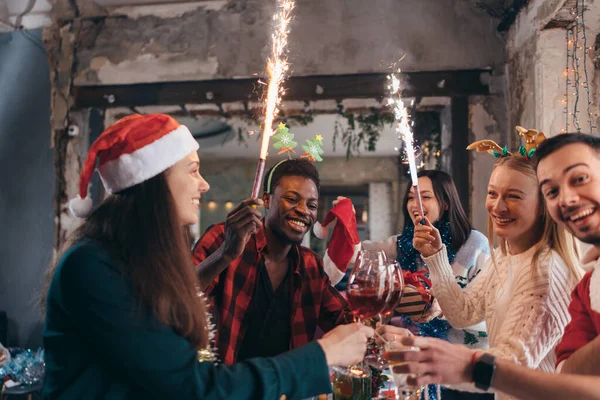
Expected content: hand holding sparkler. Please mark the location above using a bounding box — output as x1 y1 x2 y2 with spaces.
412 216 443 258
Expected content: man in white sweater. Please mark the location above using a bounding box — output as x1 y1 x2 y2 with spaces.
384 133 600 399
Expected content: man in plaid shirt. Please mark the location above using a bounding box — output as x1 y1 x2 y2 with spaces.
193 160 352 365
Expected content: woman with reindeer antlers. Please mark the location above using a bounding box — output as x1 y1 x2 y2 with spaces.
399 127 582 399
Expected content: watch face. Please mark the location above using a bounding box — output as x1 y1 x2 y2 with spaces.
473 353 496 391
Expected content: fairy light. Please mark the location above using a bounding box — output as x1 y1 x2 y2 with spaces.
564 28 571 133
250 0 294 199
564 0 595 134
572 3 581 132
580 0 595 132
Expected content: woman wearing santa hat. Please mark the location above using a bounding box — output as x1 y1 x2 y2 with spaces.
41 113 372 399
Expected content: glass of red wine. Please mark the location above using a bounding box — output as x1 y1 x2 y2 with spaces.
346 250 392 324
364 261 404 369
331 250 391 375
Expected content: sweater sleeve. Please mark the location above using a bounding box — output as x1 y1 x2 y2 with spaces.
58 245 332 400
422 246 491 328
486 253 574 369
555 272 596 365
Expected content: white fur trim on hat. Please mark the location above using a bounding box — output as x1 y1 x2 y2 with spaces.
323 251 346 286
99 125 199 194
69 195 93 218
313 220 331 239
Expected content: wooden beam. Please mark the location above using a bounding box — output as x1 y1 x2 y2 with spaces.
73 69 491 108
451 96 470 216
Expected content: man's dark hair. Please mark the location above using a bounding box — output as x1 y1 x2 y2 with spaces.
263 159 320 194
535 132 600 169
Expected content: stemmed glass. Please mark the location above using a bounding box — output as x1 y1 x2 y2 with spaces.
346 250 392 324
331 250 391 376
384 341 422 400
364 261 404 370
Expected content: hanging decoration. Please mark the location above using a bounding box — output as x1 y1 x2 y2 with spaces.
563 0 596 134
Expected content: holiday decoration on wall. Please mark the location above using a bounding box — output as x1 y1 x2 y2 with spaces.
563 0 596 134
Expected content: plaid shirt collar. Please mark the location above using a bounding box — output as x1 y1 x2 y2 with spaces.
253 223 303 277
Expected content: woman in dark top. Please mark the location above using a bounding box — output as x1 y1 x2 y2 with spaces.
42 113 372 400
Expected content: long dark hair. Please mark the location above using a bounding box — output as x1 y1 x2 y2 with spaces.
401 170 471 252
42 173 208 348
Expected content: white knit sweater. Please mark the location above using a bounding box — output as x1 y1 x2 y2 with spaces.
423 244 579 398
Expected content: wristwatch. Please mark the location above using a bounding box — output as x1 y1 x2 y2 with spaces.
472 353 496 391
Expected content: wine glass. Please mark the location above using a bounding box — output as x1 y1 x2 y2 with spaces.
365 261 404 369
346 250 392 324
331 250 391 375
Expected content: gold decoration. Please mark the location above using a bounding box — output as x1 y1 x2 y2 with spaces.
516 126 547 153
466 139 508 156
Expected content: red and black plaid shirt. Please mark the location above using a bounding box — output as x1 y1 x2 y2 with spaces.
192 222 350 365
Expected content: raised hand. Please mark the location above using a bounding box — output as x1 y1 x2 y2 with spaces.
318 323 374 367
222 198 263 261
386 335 475 387
412 216 443 258
374 324 413 346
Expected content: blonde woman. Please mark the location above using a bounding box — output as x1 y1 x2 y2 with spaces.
412 149 581 398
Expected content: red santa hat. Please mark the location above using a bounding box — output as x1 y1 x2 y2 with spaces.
69 113 199 218
314 198 361 285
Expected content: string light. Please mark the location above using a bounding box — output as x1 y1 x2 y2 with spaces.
580 0 595 132
565 0 596 134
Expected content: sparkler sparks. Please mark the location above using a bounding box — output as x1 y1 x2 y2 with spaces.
387 68 425 218
251 0 295 199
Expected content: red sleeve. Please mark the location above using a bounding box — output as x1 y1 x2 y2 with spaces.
555 271 596 365
317 255 351 332
192 223 226 296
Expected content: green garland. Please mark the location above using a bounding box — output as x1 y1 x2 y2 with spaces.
333 108 395 160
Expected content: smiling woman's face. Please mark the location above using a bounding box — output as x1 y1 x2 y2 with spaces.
164 151 210 226
406 176 442 224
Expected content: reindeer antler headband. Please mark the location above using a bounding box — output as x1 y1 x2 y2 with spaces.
466 126 547 160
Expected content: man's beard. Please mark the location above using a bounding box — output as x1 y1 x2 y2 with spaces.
578 232 600 247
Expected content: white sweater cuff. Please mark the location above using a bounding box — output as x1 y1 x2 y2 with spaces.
422 246 454 278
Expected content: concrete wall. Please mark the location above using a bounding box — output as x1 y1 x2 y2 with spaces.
58 0 506 85
0 30 54 348
506 0 600 139
46 0 510 247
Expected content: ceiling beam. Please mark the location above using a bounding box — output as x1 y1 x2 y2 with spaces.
73 69 492 109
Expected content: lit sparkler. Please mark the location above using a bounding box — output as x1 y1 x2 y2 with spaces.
387 69 425 218
251 0 294 199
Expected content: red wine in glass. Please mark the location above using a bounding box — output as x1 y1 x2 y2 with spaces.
365 261 405 370
347 286 389 320
380 263 404 317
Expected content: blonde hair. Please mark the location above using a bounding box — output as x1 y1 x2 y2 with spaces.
487 156 581 280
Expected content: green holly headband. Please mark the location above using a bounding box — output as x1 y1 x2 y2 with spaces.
272 123 324 162
466 126 547 160
266 123 325 193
